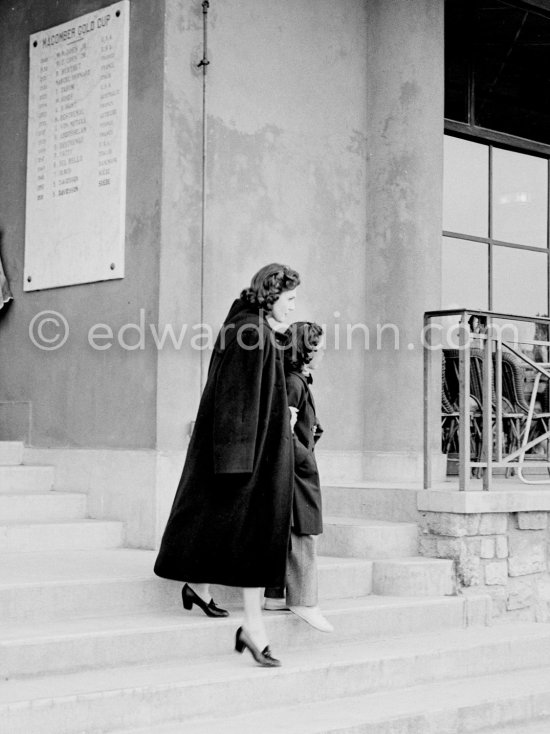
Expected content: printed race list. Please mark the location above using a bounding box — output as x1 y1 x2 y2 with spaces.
24 1 129 291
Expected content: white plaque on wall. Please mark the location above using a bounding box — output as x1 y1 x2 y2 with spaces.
24 1 129 291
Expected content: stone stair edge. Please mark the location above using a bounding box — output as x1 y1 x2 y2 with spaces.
3 634 550 734
0 518 123 528
0 463 55 470
0 551 371 583
0 490 86 497
0 594 469 639
104 663 550 734
322 482 423 490
2 622 550 704
0 608 543 653
323 514 418 527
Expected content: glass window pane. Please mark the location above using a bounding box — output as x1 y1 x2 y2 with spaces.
443 136 489 237
442 236 488 310
474 7 550 146
492 246 548 316
492 148 548 248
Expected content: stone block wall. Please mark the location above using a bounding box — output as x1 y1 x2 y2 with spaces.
419 510 550 621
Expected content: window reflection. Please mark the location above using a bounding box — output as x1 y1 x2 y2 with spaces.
442 237 488 310
492 149 548 248
492 246 548 317
443 137 489 237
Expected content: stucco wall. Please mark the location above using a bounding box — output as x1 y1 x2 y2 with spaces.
1 0 445 473
364 0 444 464
157 0 369 454
0 0 164 449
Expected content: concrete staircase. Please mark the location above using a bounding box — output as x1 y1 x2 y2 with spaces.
1 441 550 733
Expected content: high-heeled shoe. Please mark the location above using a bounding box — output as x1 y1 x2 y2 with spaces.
181 583 229 618
235 626 281 667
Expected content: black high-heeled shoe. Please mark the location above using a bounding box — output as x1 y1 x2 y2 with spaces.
235 626 281 667
181 583 229 618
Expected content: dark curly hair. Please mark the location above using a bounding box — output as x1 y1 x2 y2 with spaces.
284 321 324 371
241 263 300 312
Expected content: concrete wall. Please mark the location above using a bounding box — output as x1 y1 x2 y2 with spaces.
0 0 164 450
157 0 369 457
1 0 446 492
364 0 444 477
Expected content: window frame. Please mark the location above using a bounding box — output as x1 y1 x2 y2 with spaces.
443 135 550 315
444 0 550 315
445 0 550 156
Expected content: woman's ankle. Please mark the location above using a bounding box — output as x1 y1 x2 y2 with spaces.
187 582 209 602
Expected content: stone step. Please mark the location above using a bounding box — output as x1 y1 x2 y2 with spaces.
372 556 456 596
322 483 420 523
0 441 24 465
0 464 55 492
0 549 373 623
0 595 468 679
213 554 374 605
0 520 123 553
318 515 418 558
474 720 550 734
2 624 550 734
0 491 87 523
113 663 550 734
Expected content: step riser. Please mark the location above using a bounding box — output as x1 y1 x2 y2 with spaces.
0 466 55 492
333 691 550 734
0 599 464 678
0 523 123 553
0 442 24 466
318 524 418 559
0 578 180 624
372 561 456 597
0 562 372 624
323 486 420 523
4 635 550 734
211 560 374 605
0 494 87 523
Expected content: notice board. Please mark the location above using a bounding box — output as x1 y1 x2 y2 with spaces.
24 1 129 291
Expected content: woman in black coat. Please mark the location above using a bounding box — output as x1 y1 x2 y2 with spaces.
154 263 300 667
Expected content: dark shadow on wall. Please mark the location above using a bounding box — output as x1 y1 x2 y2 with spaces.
0 228 14 324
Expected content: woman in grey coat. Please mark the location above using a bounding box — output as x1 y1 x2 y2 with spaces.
265 321 333 633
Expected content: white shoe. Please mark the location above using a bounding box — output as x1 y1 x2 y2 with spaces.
289 605 334 632
264 598 288 611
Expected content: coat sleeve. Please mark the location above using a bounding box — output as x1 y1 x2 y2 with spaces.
212 327 266 474
286 373 305 410
286 374 316 473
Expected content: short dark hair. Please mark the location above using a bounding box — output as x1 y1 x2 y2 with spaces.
284 321 323 371
241 263 300 312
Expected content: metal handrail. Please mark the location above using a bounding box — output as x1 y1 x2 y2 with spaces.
424 309 550 490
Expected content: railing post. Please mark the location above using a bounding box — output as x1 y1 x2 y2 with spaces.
495 335 503 463
423 315 431 489
482 327 493 491
458 314 471 491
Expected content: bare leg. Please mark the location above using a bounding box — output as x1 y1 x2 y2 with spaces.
242 587 268 651
187 582 210 602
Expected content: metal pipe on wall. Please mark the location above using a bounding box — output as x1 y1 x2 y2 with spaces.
198 0 210 392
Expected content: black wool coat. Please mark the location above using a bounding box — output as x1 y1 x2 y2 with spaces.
287 370 323 536
154 298 294 588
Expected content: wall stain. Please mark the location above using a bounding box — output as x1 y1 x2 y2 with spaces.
399 80 420 108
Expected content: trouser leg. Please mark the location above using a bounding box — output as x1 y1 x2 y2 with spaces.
264 585 285 598
285 532 318 607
